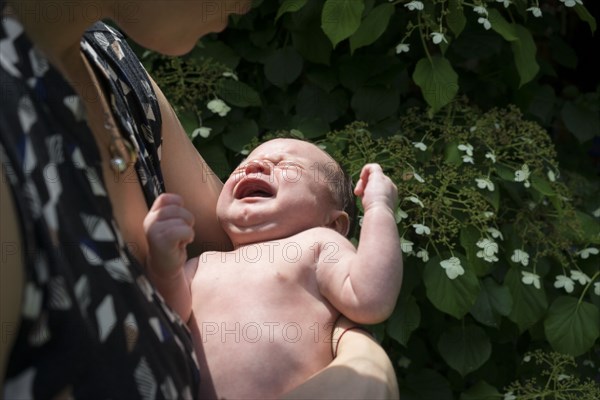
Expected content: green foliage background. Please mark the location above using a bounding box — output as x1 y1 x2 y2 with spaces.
137 0 600 397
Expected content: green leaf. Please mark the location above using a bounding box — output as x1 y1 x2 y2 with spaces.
482 188 500 212
321 0 365 48
351 86 400 123
460 381 501 400
290 116 330 139
177 109 200 135
197 141 231 179
349 3 394 54
561 100 600 143
264 47 304 88
296 85 347 123
531 174 556 197
222 119 258 152
494 164 515 181
217 79 261 108
446 0 466 38
488 9 517 41
387 295 421 346
423 254 480 319
292 28 333 65
575 4 597 34
544 296 600 357
413 56 459 114
276 0 308 21
403 369 453 400
574 211 600 243
444 142 462 166
505 267 548 332
510 25 539 87
438 326 492 376
470 278 513 328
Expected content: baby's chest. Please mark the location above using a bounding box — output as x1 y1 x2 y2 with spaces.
195 241 324 299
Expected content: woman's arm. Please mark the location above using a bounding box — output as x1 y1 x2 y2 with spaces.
0 166 24 392
283 317 399 400
150 78 232 256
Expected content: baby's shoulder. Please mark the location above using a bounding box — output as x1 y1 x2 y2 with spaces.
290 227 353 249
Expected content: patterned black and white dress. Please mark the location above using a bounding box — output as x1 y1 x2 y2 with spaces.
1 11 200 400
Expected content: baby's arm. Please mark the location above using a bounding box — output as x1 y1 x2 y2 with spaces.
143 193 197 322
316 164 402 324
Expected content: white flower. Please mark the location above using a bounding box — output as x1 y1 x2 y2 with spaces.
412 141 427 151
512 249 530 266
496 0 511 8
400 238 414 254
358 216 364 227
240 148 250 156
557 374 570 381
396 43 410 54
595 282 600 296
207 98 231 117
593 207 600 218
547 169 556 182
404 1 424 11
486 227 504 240
570 270 591 285
514 164 531 187
527 7 542 17
478 17 492 30
470 126 477 132
476 238 499 262
504 392 516 400
576 247 599 259
462 155 475 164
554 275 575 293
222 71 238 80
413 172 425 183
521 271 541 289
413 223 431 235
482 211 495 219
440 257 465 280
473 6 488 16
458 143 474 156
430 32 447 45
191 126 212 139
485 151 497 163
406 196 424 208
416 249 429 262
523 355 531 362
397 356 411 368
475 177 495 191
395 208 408 222
560 0 583 8
582 359 595 368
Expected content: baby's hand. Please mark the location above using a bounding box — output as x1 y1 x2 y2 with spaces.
354 164 398 213
143 193 195 278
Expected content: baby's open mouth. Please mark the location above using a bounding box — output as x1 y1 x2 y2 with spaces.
234 180 275 199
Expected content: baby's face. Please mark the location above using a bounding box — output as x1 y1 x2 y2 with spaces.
216 139 339 245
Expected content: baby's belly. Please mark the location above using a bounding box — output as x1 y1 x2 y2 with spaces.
191 287 336 398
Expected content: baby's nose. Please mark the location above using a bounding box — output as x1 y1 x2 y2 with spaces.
244 160 272 177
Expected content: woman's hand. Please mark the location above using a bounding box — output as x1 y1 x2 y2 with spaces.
283 316 399 400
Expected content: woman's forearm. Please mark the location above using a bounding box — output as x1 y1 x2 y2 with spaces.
283 318 399 399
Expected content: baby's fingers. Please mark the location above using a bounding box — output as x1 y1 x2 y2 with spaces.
354 164 383 195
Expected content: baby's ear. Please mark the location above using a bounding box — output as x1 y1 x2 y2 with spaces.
327 211 349 237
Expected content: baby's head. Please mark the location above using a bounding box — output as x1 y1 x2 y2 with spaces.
216 138 356 246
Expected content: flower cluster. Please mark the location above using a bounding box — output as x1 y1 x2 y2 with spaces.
326 103 597 296
391 0 585 56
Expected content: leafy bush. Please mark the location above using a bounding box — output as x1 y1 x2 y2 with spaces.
138 0 600 397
